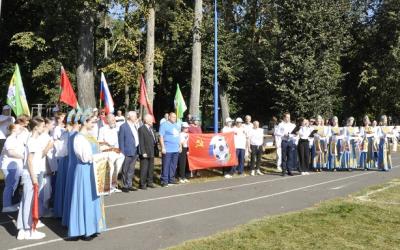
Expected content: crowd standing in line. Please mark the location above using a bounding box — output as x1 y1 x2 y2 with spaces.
0 106 398 241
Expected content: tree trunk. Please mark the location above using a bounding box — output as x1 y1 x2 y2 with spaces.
220 87 230 124
189 0 202 118
77 5 96 109
144 2 155 107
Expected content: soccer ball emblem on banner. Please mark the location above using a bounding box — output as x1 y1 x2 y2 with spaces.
209 135 231 163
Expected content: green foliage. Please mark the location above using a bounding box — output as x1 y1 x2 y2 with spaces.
0 0 399 124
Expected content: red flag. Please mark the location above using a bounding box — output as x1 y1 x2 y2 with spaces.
139 75 155 123
32 184 39 230
60 66 78 108
188 132 238 170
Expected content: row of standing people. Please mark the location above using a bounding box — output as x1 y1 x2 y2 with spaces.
274 113 398 176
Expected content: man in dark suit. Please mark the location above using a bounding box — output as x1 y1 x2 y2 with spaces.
138 114 157 189
118 111 140 192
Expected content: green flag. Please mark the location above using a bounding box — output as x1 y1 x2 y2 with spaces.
7 64 30 117
174 84 187 120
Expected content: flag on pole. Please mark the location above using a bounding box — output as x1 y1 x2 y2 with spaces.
139 75 155 123
174 84 187 120
6 64 30 116
99 72 114 114
60 66 79 109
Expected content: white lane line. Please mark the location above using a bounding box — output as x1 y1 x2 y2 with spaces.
9 169 381 250
104 174 305 208
331 185 347 190
0 175 302 226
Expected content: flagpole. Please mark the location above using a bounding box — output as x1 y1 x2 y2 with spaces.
213 0 219 134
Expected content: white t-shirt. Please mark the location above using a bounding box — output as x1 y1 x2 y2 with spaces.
222 126 234 133
115 115 126 129
233 126 247 149
98 125 119 148
25 136 43 175
0 115 15 139
180 132 189 148
249 128 264 146
0 133 25 170
53 126 68 157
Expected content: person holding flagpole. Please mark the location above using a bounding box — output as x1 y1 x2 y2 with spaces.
17 117 47 240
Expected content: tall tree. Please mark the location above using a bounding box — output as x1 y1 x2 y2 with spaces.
77 1 96 108
189 0 202 118
144 0 155 106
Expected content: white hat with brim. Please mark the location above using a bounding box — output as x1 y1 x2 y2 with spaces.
182 122 190 128
236 117 243 123
2 105 11 110
225 117 233 123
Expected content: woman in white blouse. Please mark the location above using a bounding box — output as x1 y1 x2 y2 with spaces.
1 123 24 213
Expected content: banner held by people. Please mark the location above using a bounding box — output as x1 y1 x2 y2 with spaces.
93 153 112 196
188 132 238 170
7 63 30 116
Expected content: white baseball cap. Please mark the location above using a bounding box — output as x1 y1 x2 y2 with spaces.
2 105 11 110
182 122 190 128
236 117 243 123
225 117 233 123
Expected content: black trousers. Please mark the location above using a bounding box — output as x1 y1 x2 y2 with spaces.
250 145 262 170
139 156 154 188
122 155 137 188
178 147 188 179
298 139 310 172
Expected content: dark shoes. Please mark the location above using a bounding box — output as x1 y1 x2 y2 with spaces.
148 183 156 188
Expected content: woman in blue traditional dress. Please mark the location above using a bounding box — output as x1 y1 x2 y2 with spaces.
327 116 342 171
313 115 329 172
377 115 395 171
359 115 376 170
62 111 81 227
53 112 69 218
341 117 359 170
68 111 106 240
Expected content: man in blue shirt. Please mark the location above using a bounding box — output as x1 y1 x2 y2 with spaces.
159 112 181 187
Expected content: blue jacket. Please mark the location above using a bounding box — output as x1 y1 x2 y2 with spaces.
118 122 137 157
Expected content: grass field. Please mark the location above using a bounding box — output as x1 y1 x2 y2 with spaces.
169 179 400 250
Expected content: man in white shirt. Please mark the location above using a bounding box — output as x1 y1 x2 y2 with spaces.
115 110 126 129
227 118 247 177
248 121 264 176
98 114 124 192
274 112 296 176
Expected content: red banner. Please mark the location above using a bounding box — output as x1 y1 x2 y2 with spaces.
188 132 238 170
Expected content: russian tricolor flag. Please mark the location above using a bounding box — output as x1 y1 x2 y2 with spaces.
100 72 114 114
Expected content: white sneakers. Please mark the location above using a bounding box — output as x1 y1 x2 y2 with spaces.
251 170 264 176
17 229 46 240
2 204 19 213
301 172 310 176
224 174 232 179
112 188 122 193
277 166 282 172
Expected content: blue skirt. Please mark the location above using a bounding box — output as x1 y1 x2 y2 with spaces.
68 162 106 237
62 154 78 227
53 156 69 218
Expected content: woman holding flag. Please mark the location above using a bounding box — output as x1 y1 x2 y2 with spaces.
17 117 47 240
